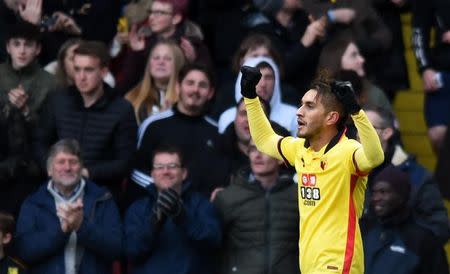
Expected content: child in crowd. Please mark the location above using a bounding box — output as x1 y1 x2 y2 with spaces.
0 211 27 273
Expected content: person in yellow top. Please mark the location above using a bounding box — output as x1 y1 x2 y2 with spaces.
240 66 384 274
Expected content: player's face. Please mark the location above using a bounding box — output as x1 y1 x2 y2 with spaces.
341 42 365 77
6 38 41 70
371 181 404 218
255 67 275 102
234 101 251 143
151 152 187 192
248 143 280 176
73 55 106 96
177 70 214 114
296 89 328 139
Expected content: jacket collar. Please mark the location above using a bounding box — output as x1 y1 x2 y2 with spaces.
234 166 294 192
29 180 111 215
67 83 116 110
5 60 41 76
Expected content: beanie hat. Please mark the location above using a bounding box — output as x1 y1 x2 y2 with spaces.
373 165 411 202
253 0 284 15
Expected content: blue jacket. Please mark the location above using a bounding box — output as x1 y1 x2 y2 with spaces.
362 210 449 274
125 182 222 274
15 180 123 274
366 145 450 243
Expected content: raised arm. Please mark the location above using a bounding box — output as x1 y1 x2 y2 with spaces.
352 110 384 172
332 81 384 172
241 66 283 160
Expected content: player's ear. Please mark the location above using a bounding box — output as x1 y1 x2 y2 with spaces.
326 111 339 126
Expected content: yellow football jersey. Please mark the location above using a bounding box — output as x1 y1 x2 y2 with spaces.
281 133 366 274
244 97 384 274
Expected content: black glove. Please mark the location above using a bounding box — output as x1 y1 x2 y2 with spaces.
331 81 361 115
157 188 183 218
240 66 262 99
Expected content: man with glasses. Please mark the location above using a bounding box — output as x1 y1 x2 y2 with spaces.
363 106 450 245
125 144 221 274
116 0 212 94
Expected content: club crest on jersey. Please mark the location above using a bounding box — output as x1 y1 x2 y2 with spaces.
320 160 327 170
301 173 317 186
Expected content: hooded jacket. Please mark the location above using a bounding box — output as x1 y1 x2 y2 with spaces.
218 56 298 136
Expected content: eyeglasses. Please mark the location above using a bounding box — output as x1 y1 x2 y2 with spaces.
153 163 181 170
148 9 173 16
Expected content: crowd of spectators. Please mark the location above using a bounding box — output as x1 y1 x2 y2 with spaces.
0 0 449 273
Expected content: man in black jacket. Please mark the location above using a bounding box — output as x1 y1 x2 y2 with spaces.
34 41 137 205
130 63 229 201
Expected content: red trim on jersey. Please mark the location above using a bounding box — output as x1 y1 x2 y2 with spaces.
352 150 369 177
342 174 358 274
339 127 348 142
277 137 292 168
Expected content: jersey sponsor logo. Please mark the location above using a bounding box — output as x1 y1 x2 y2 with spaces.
301 174 316 186
300 173 320 206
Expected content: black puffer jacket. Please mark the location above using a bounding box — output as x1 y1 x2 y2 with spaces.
34 84 137 196
214 168 300 274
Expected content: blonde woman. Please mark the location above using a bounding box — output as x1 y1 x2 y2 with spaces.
125 39 185 124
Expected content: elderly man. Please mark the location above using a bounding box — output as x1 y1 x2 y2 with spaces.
15 139 122 274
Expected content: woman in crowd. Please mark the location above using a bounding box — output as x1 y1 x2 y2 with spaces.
317 32 392 112
125 39 185 124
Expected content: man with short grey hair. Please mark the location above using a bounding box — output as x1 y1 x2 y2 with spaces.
16 139 122 274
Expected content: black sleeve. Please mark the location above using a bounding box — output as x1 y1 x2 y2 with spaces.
411 0 434 72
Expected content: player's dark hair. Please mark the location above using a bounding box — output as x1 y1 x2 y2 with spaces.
310 70 347 129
